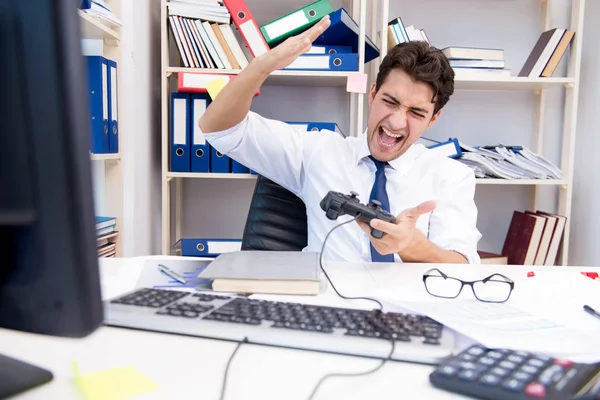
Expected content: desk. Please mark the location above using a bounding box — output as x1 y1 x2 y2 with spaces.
0 257 598 400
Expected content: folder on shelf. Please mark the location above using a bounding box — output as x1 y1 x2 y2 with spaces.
283 53 358 71
85 56 110 154
190 94 211 173
107 59 119 154
426 138 462 159
314 8 380 63
223 0 270 58
209 144 231 173
260 0 334 47
181 238 242 257
170 92 191 172
307 44 352 54
231 159 250 173
177 72 260 96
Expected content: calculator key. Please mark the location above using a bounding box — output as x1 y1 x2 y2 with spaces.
528 358 547 368
458 369 480 381
459 353 477 361
491 367 509 377
467 346 486 356
502 378 526 392
554 359 574 367
524 382 546 398
438 365 457 377
488 351 504 359
479 357 496 366
513 371 533 382
521 365 539 375
481 373 502 386
500 360 517 370
507 354 525 364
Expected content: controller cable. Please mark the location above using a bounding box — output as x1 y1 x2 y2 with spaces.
217 215 397 400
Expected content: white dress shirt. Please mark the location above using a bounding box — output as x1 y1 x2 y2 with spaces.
202 111 482 264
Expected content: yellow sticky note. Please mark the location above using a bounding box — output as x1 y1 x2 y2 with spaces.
73 362 159 400
206 77 227 100
346 73 368 94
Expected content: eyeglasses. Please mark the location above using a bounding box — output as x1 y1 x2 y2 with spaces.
423 268 515 303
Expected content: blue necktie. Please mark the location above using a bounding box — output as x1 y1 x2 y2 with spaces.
369 156 395 262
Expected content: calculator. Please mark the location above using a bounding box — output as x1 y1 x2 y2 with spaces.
429 345 600 399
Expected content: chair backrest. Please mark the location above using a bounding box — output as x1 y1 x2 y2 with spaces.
241 175 308 251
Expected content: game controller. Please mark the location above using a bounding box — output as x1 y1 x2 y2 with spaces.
319 191 396 239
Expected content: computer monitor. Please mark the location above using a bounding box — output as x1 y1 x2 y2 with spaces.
0 0 103 396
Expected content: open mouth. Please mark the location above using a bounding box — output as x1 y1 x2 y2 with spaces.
377 126 404 152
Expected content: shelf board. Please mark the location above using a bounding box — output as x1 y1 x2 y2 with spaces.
78 10 120 41
167 67 362 87
476 179 567 186
166 172 257 179
90 153 121 161
455 77 575 91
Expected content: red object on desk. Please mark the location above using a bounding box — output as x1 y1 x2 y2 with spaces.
527 271 535 277
581 272 599 280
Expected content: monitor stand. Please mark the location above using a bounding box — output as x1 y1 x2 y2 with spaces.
0 353 53 398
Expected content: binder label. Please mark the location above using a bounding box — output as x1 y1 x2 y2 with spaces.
240 20 269 56
173 98 187 144
264 11 308 40
102 63 108 119
193 99 207 145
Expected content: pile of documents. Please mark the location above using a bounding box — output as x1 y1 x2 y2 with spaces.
96 216 118 258
79 0 123 27
455 141 562 180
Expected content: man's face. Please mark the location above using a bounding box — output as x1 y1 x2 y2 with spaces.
367 68 441 162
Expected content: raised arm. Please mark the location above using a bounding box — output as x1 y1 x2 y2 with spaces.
198 16 331 133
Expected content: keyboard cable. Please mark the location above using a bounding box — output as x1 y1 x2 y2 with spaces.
217 215 396 400
307 215 396 400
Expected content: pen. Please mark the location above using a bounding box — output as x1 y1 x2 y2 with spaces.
158 264 187 284
583 305 600 321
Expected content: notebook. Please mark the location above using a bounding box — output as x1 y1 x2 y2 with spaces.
197 251 321 295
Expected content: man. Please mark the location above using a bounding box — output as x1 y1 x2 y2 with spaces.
198 16 481 264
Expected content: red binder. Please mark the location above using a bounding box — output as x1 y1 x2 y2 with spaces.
177 72 260 96
223 0 270 58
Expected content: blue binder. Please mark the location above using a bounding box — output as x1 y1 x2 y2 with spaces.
314 8 380 63
231 160 250 173
85 56 109 154
190 94 211 173
181 238 242 257
107 59 119 154
283 53 358 71
210 144 231 173
427 138 463 159
170 92 191 172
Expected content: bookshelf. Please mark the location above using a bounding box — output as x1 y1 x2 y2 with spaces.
373 0 584 265
160 0 584 265
160 0 370 255
79 1 124 258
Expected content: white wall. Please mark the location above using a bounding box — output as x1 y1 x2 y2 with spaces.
120 0 600 263
570 0 600 265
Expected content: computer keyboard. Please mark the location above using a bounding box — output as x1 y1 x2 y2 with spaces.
103 288 456 365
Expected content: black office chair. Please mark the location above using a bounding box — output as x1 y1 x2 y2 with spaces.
241 175 308 251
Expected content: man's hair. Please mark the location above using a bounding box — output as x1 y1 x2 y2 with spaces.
375 41 455 115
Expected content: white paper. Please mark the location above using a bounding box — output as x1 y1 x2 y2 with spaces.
379 271 600 362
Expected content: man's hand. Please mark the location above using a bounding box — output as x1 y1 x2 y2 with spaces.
253 16 331 74
357 200 436 256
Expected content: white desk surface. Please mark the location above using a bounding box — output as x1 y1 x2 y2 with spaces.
1 256 598 400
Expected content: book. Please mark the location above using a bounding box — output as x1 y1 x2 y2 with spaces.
197 251 321 295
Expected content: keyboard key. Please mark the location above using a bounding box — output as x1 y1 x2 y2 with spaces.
524 382 546 398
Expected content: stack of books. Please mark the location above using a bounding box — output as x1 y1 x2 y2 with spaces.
78 0 123 27
167 0 380 72
518 28 575 78
386 15 430 48
96 216 118 258
442 47 510 79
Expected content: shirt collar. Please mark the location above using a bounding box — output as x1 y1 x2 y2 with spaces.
352 129 424 176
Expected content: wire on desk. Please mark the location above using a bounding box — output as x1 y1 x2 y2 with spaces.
308 216 396 400
219 337 247 400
